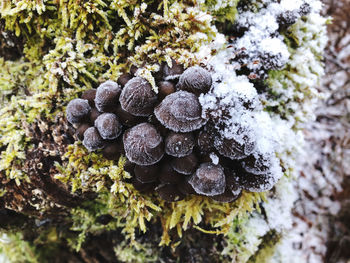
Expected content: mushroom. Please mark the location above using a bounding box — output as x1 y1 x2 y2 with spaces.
102 139 124 160
154 91 205 132
158 81 175 100
134 164 159 183
159 162 183 184
170 153 198 175
156 184 185 202
119 77 157 117
123 123 164 165
117 73 132 87
81 89 97 107
214 134 256 160
82 127 105 151
94 113 122 140
75 123 90 141
66 98 91 124
94 80 121 112
165 132 195 157
178 66 212 95
188 163 226 196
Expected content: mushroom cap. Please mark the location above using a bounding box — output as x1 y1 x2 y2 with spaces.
238 170 277 192
94 113 122 140
189 163 226 196
94 80 121 112
134 164 159 183
165 132 195 157
211 188 241 203
102 139 124 160
178 66 212 95
82 127 105 151
156 184 185 202
123 123 164 166
154 91 205 132
66 98 91 124
81 89 97 107
171 153 198 175
215 134 256 160
119 77 158 117
75 123 91 141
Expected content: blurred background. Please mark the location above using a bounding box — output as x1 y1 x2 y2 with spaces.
291 0 350 262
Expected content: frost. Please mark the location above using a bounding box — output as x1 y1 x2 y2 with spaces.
123 123 164 166
94 80 121 112
82 127 105 152
189 163 226 196
119 77 157 117
165 132 195 157
66 98 91 124
177 66 212 95
94 113 122 140
154 91 205 132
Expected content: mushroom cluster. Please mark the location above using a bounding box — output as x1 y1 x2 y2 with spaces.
66 61 279 202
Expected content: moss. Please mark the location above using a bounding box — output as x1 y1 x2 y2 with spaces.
248 231 282 263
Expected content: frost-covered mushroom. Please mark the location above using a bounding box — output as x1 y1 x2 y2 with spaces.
170 153 198 175
123 123 164 165
165 132 195 157
94 113 122 140
94 80 121 112
178 66 212 95
239 171 276 192
215 134 256 160
119 77 158 117
197 130 215 153
154 91 205 132
156 184 185 202
82 127 105 151
81 89 96 107
66 98 91 124
241 153 273 175
189 163 226 196
134 164 159 183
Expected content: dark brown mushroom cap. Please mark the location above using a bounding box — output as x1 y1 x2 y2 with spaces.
102 139 124 160
89 108 102 125
82 127 105 151
154 91 205 132
119 77 158 117
214 134 256 160
66 98 91 124
117 73 132 87
131 176 157 193
170 153 198 175
163 59 184 79
134 164 159 183
81 89 97 107
94 80 121 112
177 178 196 195
189 163 226 196
211 188 241 203
165 132 195 157
94 113 122 140
75 123 91 141
178 66 212 95
159 162 183 184
238 170 277 192
158 81 175 100
114 104 145 127
123 123 164 166
156 184 185 202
